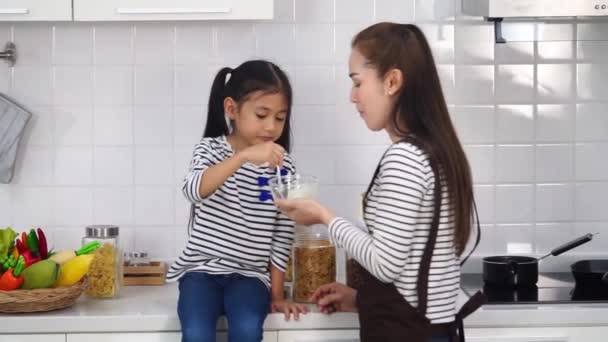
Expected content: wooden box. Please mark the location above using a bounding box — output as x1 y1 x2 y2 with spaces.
122 261 167 286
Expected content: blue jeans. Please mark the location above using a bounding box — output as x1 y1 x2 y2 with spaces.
177 272 270 342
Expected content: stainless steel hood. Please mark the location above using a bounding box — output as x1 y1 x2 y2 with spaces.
463 0 608 18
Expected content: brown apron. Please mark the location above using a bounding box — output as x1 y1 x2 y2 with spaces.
353 139 486 342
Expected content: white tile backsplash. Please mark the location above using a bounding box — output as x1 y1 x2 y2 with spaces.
54 146 93 185
2 0 607 262
455 23 494 64
535 144 573 182
575 143 608 181
93 66 134 106
375 0 415 23
93 24 134 65
535 184 574 222
93 147 133 185
495 65 534 104
496 105 534 143
12 24 52 65
93 187 135 225
495 185 535 223
295 24 335 65
54 187 94 225
93 107 133 146
134 186 175 225
54 66 93 106
576 103 608 141
54 106 94 146
495 145 535 183
54 24 93 66
536 64 574 103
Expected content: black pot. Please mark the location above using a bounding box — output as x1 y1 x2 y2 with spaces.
483 234 594 288
483 284 539 302
483 256 538 288
571 260 608 288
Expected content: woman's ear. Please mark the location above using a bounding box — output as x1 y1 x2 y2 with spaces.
384 68 404 96
224 97 238 120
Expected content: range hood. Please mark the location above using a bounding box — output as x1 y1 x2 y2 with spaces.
463 0 608 43
462 0 608 18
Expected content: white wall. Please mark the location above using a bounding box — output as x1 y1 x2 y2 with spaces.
1 0 607 274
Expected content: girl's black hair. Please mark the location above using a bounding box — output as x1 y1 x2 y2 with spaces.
203 60 293 152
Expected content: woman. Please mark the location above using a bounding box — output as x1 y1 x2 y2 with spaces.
276 23 484 342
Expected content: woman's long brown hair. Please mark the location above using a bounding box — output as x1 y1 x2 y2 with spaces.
355 22 474 256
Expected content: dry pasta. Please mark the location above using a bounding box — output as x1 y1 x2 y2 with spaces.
85 242 119 298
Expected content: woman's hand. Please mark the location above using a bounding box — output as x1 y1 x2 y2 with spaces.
271 299 309 321
310 282 358 314
239 142 285 167
274 199 334 225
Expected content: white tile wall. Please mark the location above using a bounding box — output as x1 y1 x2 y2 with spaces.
1 0 608 272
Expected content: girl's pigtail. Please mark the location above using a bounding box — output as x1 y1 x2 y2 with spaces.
203 67 233 138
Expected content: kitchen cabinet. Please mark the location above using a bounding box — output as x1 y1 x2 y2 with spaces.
0 335 65 342
467 326 608 342
73 0 273 21
0 0 72 21
65 332 278 342
278 330 360 342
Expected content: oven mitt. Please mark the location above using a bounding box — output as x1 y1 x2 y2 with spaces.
0 93 32 183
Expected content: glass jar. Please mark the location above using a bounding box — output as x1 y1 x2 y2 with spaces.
124 251 150 267
82 225 122 299
292 228 336 303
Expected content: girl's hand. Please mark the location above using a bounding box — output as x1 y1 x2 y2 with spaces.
271 299 309 321
239 142 285 167
275 199 334 225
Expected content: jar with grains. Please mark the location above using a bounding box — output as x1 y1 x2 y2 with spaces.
82 225 123 299
293 229 336 303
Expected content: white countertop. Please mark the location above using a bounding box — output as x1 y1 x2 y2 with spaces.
1 284 608 334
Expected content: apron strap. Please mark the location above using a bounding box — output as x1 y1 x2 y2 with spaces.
452 290 487 342
416 151 442 315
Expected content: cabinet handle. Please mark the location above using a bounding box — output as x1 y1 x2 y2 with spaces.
0 8 29 14
116 7 231 14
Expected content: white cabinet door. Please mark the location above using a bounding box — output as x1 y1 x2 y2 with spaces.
0 335 65 342
466 327 569 342
67 332 277 342
217 332 278 342
278 330 360 342
0 0 71 21
73 0 272 21
67 333 181 342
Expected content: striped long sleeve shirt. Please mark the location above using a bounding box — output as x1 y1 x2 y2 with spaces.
329 142 460 324
167 136 296 287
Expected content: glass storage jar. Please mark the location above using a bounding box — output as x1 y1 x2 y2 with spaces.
82 225 122 299
292 228 336 303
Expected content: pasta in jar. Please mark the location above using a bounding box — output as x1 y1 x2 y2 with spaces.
85 242 121 298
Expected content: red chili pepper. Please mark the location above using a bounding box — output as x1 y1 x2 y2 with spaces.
22 250 41 268
37 228 48 259
15 239 27 254
20 232 28 251
0 256 25 291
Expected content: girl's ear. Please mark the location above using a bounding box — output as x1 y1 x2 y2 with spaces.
384 68 404 96
224 97 238 120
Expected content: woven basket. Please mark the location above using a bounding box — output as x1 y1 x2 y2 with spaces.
0 280 87 313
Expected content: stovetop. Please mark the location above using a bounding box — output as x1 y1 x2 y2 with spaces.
461 273 608 305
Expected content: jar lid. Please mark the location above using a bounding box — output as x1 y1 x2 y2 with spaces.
127 251 148 258
86 225 119 238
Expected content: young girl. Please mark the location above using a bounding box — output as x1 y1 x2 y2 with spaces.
167 60 307 342
276 23 483 342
